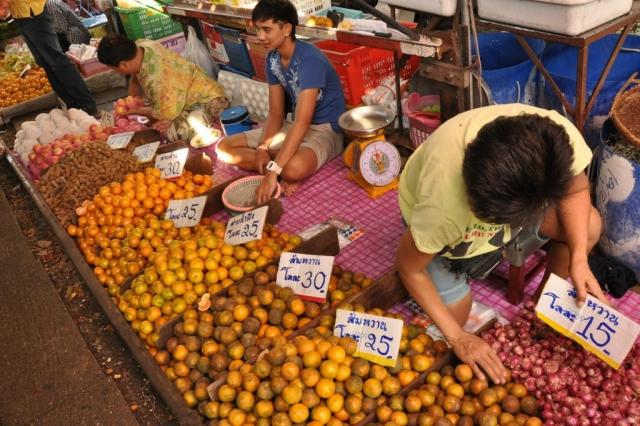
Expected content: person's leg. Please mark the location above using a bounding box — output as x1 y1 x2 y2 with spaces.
217 123 292 171
15 10 95 113
533 204 602 299
280 123 344 195
427 257 473 326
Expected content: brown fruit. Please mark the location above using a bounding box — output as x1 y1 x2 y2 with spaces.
301 388 321 408
501 394 520 414
242 316 261 334
362 397 377 414
345 375 363 394
351 358 370 378
433 417 454 426
520 395 539 416
479 388 498 407
456 416 474 426
256 381 275 400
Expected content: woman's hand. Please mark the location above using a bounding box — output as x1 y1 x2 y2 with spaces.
152 120 172 133
448 331 507 384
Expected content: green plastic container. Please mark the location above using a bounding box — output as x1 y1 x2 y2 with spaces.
115 6 182 40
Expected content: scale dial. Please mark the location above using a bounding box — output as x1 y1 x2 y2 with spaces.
358 140 401 187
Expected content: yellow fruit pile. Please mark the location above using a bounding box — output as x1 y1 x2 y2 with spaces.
67 168 214 290
118 228 296 346
325 266 373 309
373 364 543 426
0 67 52 107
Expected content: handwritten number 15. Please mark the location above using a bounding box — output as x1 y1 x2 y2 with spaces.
576 316 616 348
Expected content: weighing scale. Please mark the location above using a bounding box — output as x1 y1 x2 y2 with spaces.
339 106 401 199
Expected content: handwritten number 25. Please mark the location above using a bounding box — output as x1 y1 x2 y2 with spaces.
365 334 391 356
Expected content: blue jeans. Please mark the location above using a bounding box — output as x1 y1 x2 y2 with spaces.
15 9 96 113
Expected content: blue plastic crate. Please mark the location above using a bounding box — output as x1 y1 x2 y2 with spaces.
214 25 255 78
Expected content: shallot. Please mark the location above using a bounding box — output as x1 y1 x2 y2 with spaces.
481 301 640 421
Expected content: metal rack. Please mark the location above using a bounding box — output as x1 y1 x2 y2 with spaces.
476 1 640 132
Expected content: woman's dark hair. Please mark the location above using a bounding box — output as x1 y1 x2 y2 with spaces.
97 33 137 66
252 0 298 39
462 114 575 228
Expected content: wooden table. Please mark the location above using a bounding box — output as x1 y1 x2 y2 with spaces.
476 1 640 132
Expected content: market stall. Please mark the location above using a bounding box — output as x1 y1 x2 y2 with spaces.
2 0 640 424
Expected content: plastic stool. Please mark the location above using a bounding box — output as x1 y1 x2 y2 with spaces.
495 228 549 305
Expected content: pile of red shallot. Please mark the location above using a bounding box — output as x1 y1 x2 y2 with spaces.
482 301 640 425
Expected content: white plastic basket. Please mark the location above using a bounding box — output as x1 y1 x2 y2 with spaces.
293 0 331 16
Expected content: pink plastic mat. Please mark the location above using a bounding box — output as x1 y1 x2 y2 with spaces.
212 156 404 279
211 158 640 324
471 252 640 324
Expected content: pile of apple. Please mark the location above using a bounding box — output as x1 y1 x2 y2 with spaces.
114 95 147 117
0 0 10 19
13 107 149 180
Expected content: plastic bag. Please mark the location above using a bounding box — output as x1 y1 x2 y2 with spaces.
182 25 218 79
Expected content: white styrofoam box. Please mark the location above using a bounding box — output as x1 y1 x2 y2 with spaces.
238 78 269 121
477 0 633 36
216 70 269 121
381 0 456 17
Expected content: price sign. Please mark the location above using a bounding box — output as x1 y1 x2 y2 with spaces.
535 274 640 369
155 148 188 179
133 141 160 163
100 110 115 128
224 205 268 246
106 131 135 149
276 253 334 303
333 309 403 367
165 196 207 228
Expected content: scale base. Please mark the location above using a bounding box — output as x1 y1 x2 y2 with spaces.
347 171 398 199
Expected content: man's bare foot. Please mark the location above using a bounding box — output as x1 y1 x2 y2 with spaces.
281 180 302 197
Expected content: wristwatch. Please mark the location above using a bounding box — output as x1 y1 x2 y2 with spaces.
266 160 283 175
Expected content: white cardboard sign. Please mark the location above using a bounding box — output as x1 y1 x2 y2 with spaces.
133 141 160 163
333 309 403 367
535 274 640 369
165 196 207 228
106 131 134 149
276 252 334 303
155 148 188 179
223 205 269 246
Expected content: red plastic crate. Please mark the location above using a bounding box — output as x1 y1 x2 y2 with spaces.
316 40 420 106
315 40 373 106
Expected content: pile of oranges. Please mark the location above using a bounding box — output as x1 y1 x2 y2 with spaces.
117 225 297 346
0 67 52 108
152 276 322 406
67 168 214 295
373 365 543 426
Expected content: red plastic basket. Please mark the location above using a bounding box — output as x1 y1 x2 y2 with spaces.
316 40 421 106
246 37 269 82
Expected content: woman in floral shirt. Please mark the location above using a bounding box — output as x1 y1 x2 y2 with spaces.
98 33 228 141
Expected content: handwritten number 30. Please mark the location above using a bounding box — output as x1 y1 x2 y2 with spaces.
302 271 327 290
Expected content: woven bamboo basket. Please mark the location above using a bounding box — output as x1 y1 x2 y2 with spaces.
610 72 640 148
